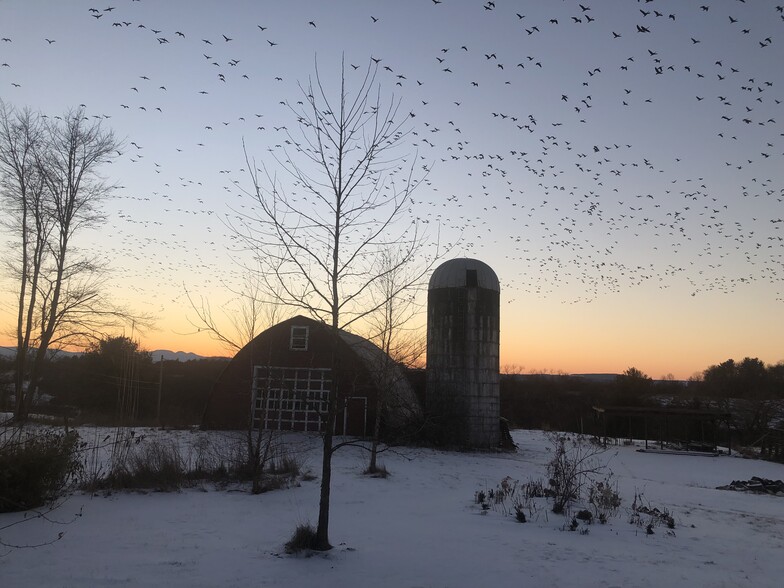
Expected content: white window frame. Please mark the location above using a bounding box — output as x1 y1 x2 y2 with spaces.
252 366 331 432
289 326 309 351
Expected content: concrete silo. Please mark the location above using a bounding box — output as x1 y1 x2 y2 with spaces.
426 258 500 447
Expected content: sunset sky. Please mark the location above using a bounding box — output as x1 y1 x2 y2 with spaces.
1 0 782 379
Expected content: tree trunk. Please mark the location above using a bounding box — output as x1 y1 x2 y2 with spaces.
315 334 340 550
13 201 29 420
368 409 381 473
315 426 333 550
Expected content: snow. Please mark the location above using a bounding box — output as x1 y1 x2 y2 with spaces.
2 428 783 587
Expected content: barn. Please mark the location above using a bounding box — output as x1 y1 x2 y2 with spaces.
202 315 421 436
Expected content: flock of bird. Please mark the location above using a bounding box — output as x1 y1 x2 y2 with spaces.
1 0 782 339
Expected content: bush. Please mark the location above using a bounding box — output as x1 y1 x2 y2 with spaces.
81 430 304 493
285 523 318 554
588 476 622 522
546 433 606 514
0 428 82 512
252 445 301 494
104 439 186 491
476 477 545 523
363 463 389 478
575 509 593 523
629 491 675 531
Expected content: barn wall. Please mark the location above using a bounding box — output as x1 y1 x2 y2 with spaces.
202 318 378 435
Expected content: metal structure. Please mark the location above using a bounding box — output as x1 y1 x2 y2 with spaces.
426 258 500 447
592 405 733 455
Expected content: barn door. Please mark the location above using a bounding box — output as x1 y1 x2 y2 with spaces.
341 397 368 437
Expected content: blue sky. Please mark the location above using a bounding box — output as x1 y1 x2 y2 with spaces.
1 0 782 378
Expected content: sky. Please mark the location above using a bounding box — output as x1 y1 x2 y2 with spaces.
0 0 782 379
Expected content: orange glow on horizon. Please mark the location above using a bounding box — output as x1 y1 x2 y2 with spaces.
2 285 781 380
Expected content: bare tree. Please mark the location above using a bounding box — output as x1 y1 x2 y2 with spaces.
0 103 137 420
185 267 285 354
364 246 428 474
0 103 49 417
236 58 432 550
185 269 287 492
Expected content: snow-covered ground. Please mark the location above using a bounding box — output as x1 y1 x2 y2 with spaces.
2 428 783 588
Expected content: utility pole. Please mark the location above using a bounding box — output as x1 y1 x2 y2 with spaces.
157 354 163 428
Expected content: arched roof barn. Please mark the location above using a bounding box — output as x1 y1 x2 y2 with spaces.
202 316 420 437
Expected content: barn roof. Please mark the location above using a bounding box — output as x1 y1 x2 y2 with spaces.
337 327 422 426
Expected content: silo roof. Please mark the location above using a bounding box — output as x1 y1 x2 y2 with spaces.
428 258 500 291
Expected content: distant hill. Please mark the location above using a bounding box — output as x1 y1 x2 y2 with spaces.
0 346 82 360
0 346 228 362
573 373 688 385
505 372 687 385
149 350 230 362
504 372 620 382
571 373 621 383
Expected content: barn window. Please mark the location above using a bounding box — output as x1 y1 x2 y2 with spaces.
290 326 309 350
466 269 478 287
252 366 331 432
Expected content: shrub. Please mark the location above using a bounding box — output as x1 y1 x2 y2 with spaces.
104 439 186 491
267 449 301 476
252 446 301 494
629 491 675 531
285 523 318 554
364 463 390 478
476 477 545 523
0 428 82 512
575 509 593 523
523 477 547 498
82 429 305 493
546 433 606 514
588 476 622 522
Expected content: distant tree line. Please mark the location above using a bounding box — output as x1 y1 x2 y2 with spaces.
0 336 228 427
501 360 784 446
2 345 781 446
689 358 784 445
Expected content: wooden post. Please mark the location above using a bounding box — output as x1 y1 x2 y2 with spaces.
725 420 730 455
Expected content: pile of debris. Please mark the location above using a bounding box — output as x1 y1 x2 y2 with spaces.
716 477 784 496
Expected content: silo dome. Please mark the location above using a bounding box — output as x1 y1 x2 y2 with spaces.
428 258 500 291
426 258 500 448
